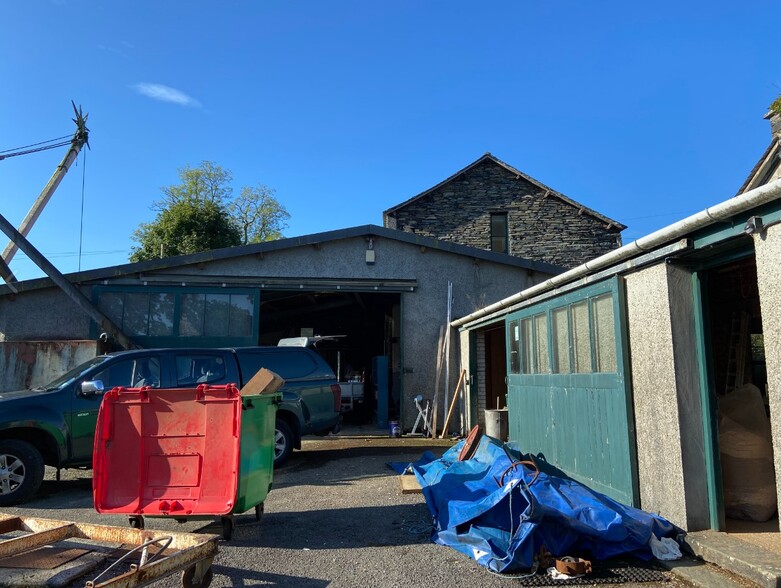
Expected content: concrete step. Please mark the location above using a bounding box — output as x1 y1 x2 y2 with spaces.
659 556 748 588
682 530 781 588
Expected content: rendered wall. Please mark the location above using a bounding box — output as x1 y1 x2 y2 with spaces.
0 236 554 430
625 263 708 530
752 224 781 528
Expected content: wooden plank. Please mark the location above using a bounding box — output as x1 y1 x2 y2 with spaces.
398 475 422 494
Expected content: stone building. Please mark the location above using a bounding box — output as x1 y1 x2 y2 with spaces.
383 153 626 269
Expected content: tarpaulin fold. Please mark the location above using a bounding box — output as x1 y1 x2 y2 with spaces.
412 435 679 573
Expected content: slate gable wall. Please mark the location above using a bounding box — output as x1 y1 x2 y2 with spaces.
385 160 622 268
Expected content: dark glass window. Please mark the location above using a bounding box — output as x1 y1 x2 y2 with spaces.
490 213 508 253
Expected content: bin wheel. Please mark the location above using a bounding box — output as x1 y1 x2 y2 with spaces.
254 502 264 521
181 565 213 588
221 516 234 541
129 516 144 529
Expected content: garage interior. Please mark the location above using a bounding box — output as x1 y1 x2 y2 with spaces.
257 288 401 425
701 252 779 541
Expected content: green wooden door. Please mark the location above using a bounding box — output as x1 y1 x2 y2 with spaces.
505 277 638 506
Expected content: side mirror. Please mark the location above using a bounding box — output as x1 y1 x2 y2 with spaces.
80 380 105 397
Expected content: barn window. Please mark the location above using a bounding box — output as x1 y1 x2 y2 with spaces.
490 212 509 253
95 287 257 344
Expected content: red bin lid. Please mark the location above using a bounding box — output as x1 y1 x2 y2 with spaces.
93 384 242 517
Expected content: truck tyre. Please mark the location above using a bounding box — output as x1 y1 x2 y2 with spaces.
0 440 45 507
274 419 293 467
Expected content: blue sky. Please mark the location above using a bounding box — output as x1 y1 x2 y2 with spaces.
2 1 779 281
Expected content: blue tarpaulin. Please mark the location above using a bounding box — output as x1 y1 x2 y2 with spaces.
412 435 679 573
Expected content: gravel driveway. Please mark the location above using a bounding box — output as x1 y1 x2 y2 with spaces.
0 430 689 588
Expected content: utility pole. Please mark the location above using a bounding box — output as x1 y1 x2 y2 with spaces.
1 102 90 283
0 212 135 350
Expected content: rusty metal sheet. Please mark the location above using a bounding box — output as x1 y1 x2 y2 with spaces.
0 514 219 588
0 546 90 569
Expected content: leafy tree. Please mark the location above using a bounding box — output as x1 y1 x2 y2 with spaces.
130 161 291 260
155 161 233 209
130 200 242 262
230 185 291 245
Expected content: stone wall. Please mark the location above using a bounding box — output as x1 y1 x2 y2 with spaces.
385 158 622 269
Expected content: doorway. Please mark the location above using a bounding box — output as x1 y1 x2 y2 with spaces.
699 254 778 537
484 325 507 411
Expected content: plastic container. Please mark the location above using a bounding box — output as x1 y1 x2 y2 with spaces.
389 420 401 438
93 384 278 526
234 391 278 513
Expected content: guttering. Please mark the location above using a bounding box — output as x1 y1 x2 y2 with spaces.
453 178 781 328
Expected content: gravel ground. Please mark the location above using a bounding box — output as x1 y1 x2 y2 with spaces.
0 431 694 588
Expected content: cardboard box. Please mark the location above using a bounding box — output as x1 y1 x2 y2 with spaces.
240 368 285 396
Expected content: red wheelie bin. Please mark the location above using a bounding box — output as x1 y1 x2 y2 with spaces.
93 383 278 539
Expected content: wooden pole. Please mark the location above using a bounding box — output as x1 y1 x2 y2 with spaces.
0 212 135 350
430 325 446 438
2 103 89 274
440 369 466 438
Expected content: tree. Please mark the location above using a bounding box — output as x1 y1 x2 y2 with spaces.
155 161 233 209
130 200 242 262
229 185 291 245
130 161 291 261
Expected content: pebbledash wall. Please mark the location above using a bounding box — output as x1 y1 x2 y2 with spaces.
384 153 625 269
0 225 562 429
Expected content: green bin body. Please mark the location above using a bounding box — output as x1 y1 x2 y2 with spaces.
234 392 280 513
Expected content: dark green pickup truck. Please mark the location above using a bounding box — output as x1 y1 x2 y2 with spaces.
0 345 342 506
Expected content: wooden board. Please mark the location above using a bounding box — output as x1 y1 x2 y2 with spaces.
399 475 422 494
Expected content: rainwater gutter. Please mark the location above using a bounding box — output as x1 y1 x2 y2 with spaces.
452 178 781 329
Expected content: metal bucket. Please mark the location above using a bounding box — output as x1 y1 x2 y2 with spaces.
484 409 508 441
389 420 401 438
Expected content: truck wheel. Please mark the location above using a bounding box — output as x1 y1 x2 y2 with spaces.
274 419 293 467
0 440 45 507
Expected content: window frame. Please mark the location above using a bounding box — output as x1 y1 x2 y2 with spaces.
92 285 260 348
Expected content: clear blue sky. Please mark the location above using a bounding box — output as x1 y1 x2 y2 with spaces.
2 1 779 281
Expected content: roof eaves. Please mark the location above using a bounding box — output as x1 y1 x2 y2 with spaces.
0 224 565 296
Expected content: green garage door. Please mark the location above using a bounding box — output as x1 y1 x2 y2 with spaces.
505 276 638 506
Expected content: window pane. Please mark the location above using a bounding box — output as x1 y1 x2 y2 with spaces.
521 318 533 374
534 313 550 374
149 293 175 336
124 293 150 336
175 354 227 385
93 359 134 389
131 357 161 388
552 307 570 373
509 319 521 374
490 213 508 253
180 294 205 336
229 294 254 337
571 301 592 373
592 294 617 372
204 294 231 337
98 293 124 326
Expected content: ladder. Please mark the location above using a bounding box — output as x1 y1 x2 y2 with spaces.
725 311 750 394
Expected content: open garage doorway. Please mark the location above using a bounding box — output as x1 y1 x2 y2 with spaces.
257 290 401 426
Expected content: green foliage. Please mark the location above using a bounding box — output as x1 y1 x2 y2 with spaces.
131 161 291 260
771 94 781 116
229 185 291 245
156 161 233 209
130 199 242 262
